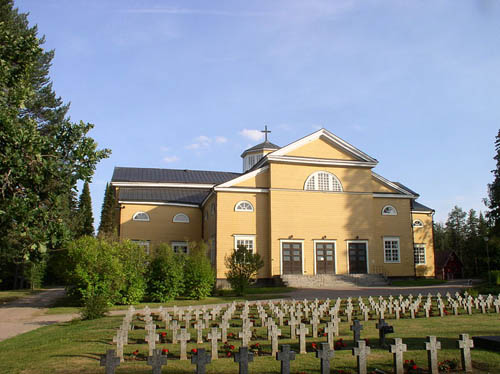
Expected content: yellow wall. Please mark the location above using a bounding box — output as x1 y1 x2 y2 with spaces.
287 137 359 160
233 169 270 188
120 204 202 248
412 212 435 277
215 192 270 278
269 163 373 192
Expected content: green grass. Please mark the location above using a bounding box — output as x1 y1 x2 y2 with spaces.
45 293 290 315
389 279 447 287
1 301 499 373
0 289 42 304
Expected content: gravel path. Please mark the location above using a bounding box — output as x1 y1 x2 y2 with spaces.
0 288 78 342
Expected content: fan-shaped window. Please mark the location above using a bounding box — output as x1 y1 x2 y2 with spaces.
235 201 254 212
173 213 190 223
382 205 397 216
304 171 343 192
132 212 150 222
413 220 424 228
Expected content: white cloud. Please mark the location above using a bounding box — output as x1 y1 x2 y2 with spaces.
240 129 264 142
163 156 179 163
186 135 229 149
215 136 228 144
160 146 170 152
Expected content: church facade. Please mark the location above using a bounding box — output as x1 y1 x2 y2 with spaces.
111 128 435 284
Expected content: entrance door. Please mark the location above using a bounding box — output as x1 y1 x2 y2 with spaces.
282 242 302 274
348 242 367 274
316 242 336 274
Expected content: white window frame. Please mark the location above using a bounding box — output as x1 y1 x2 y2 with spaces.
171 241 189 254
279 239 305 275
132 211 150 222
233 235 256 253
383 236 400 263
131 240 150 255
382 205 398 216
414 244 426 265
173 213 190 223
234 200 254 212
304 171 343 192
313 240 337 275
412 219 424 228
346 240 370 274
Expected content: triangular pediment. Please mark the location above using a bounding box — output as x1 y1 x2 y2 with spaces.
270 128 378 163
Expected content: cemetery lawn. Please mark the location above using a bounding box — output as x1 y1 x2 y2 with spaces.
0 310 499 373
390 279 446 287
0 289 42 304
45 291 291 315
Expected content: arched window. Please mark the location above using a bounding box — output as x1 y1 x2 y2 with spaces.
304 171 343 192
132 212 150 221
235 201 254 212
413 219 424 228
173 213 190 223
382 205 397 216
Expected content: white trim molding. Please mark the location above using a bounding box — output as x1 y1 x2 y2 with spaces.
346 240 370 274
119 201 199 208
267 155 377 168
111 182 215 189
218 166 269 188
414 243 426 265
383 236 401 264
382 205 398 216
412 219 424 228
373 194 414 199
313 240 337 275
279 239 305 276
171 241 189 254
214 187 269 193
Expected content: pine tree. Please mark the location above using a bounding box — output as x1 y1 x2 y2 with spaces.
445 206 467 262
465 209 479 274
77 182 94 237
487 129 500 234
98 183 117 238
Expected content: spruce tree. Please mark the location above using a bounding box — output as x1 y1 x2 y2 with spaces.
98 183 117 237
487 130 500 234
77 182 94 237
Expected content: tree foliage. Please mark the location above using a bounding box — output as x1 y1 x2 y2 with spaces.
77 182 94 237
97 183 117 238
0 1 110 288
225 245 264 295
183 242 215 300
147 244 185 302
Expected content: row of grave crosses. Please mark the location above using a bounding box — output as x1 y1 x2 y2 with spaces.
101 333 475 374
114 292 499 363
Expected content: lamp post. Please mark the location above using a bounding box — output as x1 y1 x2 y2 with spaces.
484 236 491 285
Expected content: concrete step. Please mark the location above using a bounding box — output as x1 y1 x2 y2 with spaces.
281 274 388 289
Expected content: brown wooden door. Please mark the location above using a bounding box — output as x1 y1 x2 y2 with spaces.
348 242 367 274
316 242 336 274
282 242 302 274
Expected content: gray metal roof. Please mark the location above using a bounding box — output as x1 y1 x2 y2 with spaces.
241 141 280 157
118 187 211 205
112 167 240 184
412 201 434 212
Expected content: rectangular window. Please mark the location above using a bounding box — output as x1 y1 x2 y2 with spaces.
234 235 255 252
414 244 426 264
172 241 189 254
131 240 150 255
383 237 400 263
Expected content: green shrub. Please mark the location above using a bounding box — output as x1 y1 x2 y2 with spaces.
147 244 184 302
66 236 124 306
183 242 215 300
80 293 109 320
488 270 500 285
117 240 148 304
225 245 264 296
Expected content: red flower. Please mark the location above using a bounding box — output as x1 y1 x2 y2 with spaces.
161 332 166 337
255 343 260 347
227 352 232 357
312 343 317 349
323 333 327 336
191 348 198 353
405 360 409 364
162 348 168 354
412 365 417 370
230 345 235 350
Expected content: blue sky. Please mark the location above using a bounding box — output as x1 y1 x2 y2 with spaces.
17 0 500 227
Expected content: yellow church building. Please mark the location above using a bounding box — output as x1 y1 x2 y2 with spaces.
111 128 435 287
